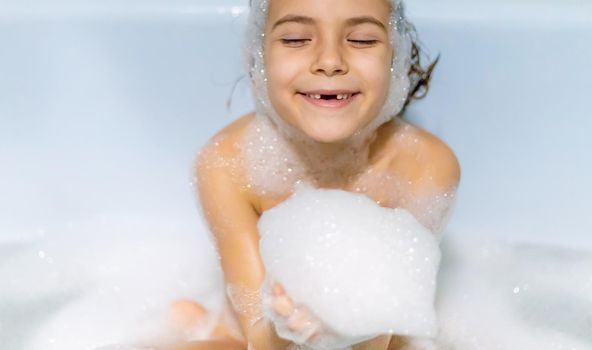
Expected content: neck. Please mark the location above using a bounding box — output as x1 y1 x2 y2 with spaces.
281 122 378 189
244 113 386 197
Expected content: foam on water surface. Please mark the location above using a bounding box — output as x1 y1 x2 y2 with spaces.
0 215 223 350
431 239 592 350
0 204 591 349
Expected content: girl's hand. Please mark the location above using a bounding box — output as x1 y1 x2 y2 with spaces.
268 281 327 344
265 281 397 350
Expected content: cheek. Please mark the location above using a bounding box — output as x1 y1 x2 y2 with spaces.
352 49 390 79
356 56 391 97
265 49 303 97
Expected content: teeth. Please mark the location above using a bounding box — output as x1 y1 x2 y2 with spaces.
306 93 353 100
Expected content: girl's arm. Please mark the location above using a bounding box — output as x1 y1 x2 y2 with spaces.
195 147 291 350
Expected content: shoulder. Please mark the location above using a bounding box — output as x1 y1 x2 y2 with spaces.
413 121 461 189
380 118 461 191
196 112 256 164
193 112 256 193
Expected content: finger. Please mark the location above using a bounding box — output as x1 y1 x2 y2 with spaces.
271 282 285 296
272 295 294 317
286 308 312 332
288 309 323 343
306 325 325 343
301 322 322 343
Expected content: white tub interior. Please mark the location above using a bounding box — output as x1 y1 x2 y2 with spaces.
1 1 591 349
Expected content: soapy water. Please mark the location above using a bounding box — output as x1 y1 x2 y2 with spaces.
1 193 591 350
432 239 592 350
0 215 224 350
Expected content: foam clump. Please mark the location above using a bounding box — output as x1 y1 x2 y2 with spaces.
258 183 441 347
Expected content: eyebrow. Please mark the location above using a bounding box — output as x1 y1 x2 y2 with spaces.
272 15 387 33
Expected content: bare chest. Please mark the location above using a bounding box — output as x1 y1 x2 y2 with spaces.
252 162 419 215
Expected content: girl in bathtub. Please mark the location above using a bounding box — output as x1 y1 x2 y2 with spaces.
164 0 460 349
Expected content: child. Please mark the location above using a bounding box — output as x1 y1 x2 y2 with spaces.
166 0 460 349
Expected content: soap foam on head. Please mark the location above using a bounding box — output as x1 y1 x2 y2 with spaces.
240 0 414 201
244 0 413 134
258 184 441 348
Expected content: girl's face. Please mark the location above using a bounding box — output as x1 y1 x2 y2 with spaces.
264 0 393 143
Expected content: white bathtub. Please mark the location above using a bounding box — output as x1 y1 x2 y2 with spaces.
1 1 591 349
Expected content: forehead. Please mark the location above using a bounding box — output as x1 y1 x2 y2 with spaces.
267 0 391 25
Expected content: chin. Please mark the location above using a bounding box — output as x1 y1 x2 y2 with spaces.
300 123 358 144
272 105 369 143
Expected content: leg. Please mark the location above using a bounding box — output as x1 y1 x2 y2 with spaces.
387 335 416 350
352 335 392 350
165 299 246 350
170 299 244 340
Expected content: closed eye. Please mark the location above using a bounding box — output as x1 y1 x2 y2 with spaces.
281 39 378 47
281 39 311 46
348 39 379 46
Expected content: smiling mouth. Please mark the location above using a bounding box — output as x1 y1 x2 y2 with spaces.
301 93 358 100
298 92 360 109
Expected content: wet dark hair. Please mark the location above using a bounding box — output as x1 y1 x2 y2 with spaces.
402 25 440 112
228 1 439 113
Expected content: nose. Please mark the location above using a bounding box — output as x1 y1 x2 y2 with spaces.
310 39 348 77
